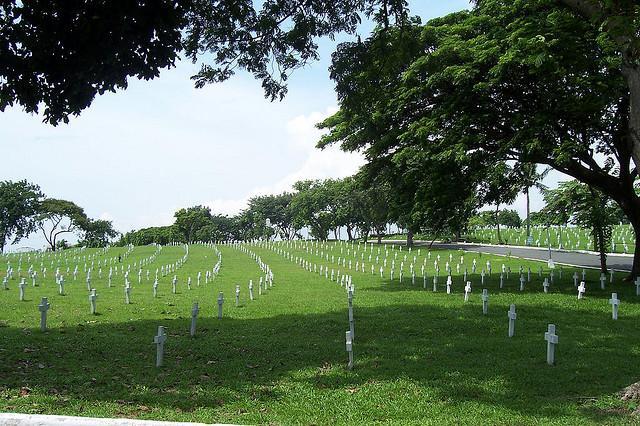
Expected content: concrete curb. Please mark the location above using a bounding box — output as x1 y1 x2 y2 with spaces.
0 413 235 426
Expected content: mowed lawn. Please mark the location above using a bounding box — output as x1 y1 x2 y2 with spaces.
1 242 640 425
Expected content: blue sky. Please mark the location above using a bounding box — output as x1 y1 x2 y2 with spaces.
0 0 564 250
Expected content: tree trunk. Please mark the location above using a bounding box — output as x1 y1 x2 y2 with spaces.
595 227 607 274
526 187 531 239
623 63 640 172
495 204 501 244
630 218 640 280
615 194 640 280
346 226 353 241
407 229 414 248
377 234 382 244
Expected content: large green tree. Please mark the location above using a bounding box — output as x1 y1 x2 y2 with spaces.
318 21 479 246
0 180 43 253
320 1 640 277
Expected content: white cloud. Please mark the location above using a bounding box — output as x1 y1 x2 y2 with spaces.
203 106 364 216
207 198 252 216
99 212 114 221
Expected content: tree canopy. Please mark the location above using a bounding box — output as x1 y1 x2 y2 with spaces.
319 0 640 276
80 219 119 248
0 180 43 253
1 0 409 125
542 181 621 271
37 198 88 251
0 0 188 124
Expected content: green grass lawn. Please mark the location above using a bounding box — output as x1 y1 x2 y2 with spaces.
1 242 639 424
382 224 636 254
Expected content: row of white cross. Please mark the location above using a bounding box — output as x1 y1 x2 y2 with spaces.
248 240 636 369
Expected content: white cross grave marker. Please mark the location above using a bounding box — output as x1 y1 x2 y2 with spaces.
38 297 50 331
345 330 354 370
190 303 199 336
217 292 224 319
609 293 620 320
19 278 26 301
464 281 472 302
153 326 167 367
89 289 98 314
481 289 489 315
58 276 64 295
578 281 586 299
508 304 517 337
544 324 558 365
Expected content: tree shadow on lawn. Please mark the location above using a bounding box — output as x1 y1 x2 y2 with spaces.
0 302 636 423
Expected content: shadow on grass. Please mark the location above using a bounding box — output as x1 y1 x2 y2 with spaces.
0 301 638 423
369 274 640 304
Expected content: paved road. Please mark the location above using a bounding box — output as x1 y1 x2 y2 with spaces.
386 241 634 271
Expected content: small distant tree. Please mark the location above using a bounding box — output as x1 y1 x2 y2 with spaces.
37 199 87 251
80 219 118 248
479 163 521 244
290 180 336 241
174 206 213 242
543 181 619 272
516 164 550 239
499 210 522 228
528 211 549 227
0 180 43 253
246 193 297 240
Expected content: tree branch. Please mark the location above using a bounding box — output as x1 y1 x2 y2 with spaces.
556 0 603 20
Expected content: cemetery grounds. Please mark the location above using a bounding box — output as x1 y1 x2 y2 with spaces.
467 224 636 254
1 241 640 425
